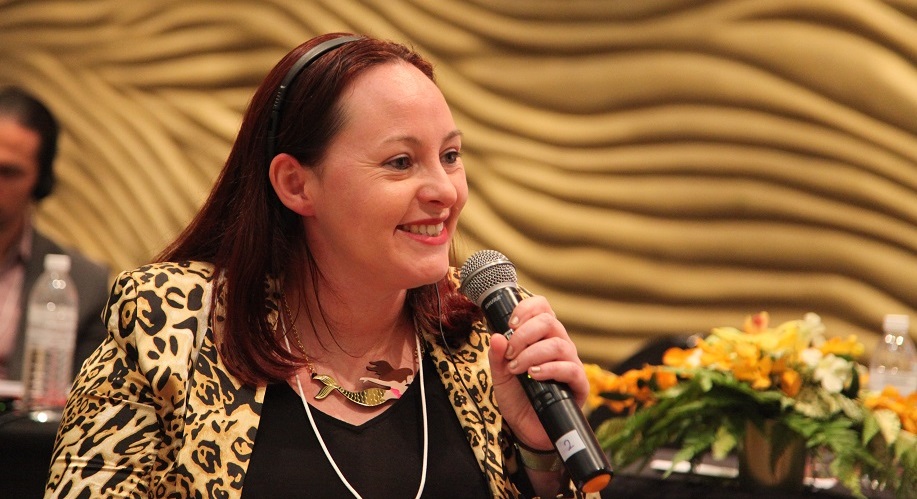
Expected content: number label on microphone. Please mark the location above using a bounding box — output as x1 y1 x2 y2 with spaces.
554 430 586 461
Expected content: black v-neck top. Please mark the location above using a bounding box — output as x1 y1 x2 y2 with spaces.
241 354 492 498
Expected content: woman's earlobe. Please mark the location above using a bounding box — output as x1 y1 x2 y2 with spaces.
269 154 315 216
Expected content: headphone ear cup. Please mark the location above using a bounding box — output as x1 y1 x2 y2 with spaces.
32 169 55 201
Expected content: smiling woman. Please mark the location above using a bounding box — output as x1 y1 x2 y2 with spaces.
269 61 467 293
43 33 596 499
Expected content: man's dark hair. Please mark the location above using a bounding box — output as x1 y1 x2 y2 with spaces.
0 86 59 200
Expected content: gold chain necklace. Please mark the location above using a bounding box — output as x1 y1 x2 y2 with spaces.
280 292 417 407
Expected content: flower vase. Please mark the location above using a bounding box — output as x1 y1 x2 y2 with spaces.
737 420 806 492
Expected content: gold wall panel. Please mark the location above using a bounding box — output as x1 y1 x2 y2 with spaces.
1 0 915 367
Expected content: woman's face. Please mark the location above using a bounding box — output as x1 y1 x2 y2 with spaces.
302 61 467 293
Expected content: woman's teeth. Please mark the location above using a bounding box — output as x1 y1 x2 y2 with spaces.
402 223 444 236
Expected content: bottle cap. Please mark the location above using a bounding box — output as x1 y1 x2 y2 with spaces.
883 314 910 335
44 254 71 273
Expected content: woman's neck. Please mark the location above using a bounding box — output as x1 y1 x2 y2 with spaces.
281 276 421 423
284 276 414 367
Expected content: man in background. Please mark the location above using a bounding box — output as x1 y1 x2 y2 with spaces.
0 86 110 384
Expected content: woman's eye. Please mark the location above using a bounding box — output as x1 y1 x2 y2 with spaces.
386 156 413 170
442 150 461 165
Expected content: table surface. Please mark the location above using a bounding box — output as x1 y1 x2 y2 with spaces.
602 448 896 499
0 409 61 498
0 409 901 499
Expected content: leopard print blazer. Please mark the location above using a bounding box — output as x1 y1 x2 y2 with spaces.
45 261 524 498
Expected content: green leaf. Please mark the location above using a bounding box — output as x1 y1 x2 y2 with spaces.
861 411 880 445
711 424 737 459
841 367 859 399
872 409 902 446
599 391 635 401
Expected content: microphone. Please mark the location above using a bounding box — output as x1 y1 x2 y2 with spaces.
459 250 613 494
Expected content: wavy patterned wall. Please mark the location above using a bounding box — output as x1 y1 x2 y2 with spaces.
1 0 915 366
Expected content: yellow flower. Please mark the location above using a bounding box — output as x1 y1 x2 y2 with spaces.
696 337 733 371
585 363 617 409
820 335 865 358
655 370 679 390
771 355 789 375
621 366 657 405
584 362 684 416
732 353 773 390
584 363 658 414
735 341 759 360
780 368 802 397
865 386 917 434
662 347 696 368
770 322 803 354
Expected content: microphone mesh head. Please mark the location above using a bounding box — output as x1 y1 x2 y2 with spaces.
459 250 518 304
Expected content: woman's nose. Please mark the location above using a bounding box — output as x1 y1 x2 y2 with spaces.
418 163 458 206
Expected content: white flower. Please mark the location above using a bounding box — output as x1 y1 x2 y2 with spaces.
813 354 852 393
800 348 823 368
803 312 826 347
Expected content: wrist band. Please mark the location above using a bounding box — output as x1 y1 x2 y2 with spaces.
515 442 563 472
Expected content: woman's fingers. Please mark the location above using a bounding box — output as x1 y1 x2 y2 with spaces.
501 296 588 407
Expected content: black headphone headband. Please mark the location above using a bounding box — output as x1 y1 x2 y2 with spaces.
266 35 362 163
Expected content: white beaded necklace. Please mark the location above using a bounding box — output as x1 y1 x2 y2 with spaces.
281 319 429 499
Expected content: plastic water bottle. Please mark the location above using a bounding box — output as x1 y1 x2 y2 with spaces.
868 314 917 396
20 254 79 412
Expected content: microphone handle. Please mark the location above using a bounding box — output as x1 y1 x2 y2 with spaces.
481 287 613 493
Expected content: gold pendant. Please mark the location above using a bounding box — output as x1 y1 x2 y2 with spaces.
312 373 395 407
306 351 417 407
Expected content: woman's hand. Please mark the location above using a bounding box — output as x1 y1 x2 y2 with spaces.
487 295 588 452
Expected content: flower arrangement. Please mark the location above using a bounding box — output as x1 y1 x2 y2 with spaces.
587 312 917 498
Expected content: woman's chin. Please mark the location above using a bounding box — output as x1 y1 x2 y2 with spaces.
407 260 451 287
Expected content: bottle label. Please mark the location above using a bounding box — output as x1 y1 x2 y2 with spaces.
869 370 917 396
26 303 78 345
23 303 78 410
